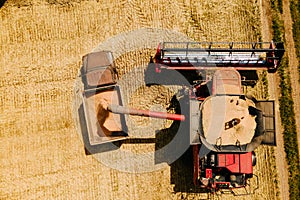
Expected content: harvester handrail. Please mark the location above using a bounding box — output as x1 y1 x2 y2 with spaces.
161 41 284 48
162 48 283 52
159 41 284 54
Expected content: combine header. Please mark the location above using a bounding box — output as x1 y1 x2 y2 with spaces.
79 41 284 195
152 41 283 69
145 41 284 85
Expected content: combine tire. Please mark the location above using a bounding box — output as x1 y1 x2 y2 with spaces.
252 151 257 166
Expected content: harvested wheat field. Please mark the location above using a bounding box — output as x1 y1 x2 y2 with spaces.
0 0 287 199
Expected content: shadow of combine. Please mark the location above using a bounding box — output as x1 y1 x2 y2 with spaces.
154 97 211 197
77 95 210 197
0 0 7 8
169 147 210 195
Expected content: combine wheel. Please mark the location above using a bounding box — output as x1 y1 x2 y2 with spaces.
230 175 237 182
245 94 257 103
252 151 257 166
267 66 277 73
239 70 258 87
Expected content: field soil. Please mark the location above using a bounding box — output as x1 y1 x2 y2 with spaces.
0 0 290 199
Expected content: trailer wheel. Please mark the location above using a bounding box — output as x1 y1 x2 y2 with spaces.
252 151 257 166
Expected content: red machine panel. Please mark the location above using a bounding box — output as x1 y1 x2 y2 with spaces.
217 152 253 174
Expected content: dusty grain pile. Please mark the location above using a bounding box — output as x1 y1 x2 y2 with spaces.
0 0 280 199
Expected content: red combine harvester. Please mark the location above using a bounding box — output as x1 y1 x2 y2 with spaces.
79 42 284 195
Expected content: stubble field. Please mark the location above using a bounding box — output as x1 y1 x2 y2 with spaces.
0 0 287 199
